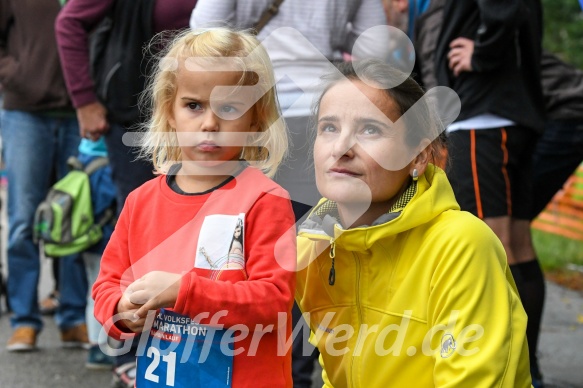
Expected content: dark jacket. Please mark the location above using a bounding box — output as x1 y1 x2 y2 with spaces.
55 0 196 125
541 51 583 121
0 0 72 111
435 0 545 133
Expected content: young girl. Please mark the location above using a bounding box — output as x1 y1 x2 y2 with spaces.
92 28 296 387
295 60 532 387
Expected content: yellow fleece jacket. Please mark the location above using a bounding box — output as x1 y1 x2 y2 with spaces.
296 165 532 388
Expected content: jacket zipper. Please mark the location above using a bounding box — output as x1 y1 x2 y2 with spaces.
328 238 336 285
351 252 362 387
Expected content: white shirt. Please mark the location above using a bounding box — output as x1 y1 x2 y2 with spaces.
190 0 389 117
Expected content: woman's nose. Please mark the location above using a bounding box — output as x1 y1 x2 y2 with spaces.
331 131 355 158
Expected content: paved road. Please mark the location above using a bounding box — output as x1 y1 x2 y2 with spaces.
0 312 112 388
538 282 583 388
0 280 581 387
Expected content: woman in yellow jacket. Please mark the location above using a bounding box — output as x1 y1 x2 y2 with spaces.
295 59 533 387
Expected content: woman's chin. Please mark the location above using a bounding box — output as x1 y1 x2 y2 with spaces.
325 194 373 208
319 183 372 206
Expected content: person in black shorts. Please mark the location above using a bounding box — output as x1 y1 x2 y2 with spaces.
435 1 546 386
447 126 537 221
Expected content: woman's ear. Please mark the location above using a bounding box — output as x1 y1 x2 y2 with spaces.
411 139 431 176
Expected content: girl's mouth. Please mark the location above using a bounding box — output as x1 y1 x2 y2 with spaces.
196 141 220 151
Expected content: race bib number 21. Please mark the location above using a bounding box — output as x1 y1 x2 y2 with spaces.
136 309 233 387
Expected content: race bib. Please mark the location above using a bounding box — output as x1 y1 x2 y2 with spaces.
136 309 233 387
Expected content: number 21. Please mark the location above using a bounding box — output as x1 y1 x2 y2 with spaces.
145 347 177 386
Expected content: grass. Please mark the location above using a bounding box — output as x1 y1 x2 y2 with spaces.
531 228 583 270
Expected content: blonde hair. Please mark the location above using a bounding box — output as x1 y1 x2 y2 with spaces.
140 28 287 177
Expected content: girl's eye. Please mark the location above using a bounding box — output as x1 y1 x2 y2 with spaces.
220 105 237 114
187 102 202 111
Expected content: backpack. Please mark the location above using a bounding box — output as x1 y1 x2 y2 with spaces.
33 156 114 258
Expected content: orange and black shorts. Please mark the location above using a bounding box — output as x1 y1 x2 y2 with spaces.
446 126 538 220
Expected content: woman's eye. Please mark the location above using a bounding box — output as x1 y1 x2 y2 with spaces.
362 126 380 135
320 124 337 133
187 102 202 111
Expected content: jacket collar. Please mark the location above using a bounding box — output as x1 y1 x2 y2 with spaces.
298 164 460 251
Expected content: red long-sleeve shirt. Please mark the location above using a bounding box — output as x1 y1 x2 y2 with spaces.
93 166 296 387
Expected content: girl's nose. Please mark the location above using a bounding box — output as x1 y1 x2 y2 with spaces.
201 110 219 132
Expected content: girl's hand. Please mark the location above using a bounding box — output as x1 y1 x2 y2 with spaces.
116 294 147 333
126 271 183 319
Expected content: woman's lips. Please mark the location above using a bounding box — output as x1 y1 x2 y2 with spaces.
328 167 360 177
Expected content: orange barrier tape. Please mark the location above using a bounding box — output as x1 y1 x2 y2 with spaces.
544 203 583 218
556 196 583 210
531 219 583 241
537 212 583 230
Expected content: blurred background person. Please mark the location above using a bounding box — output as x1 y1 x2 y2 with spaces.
532 51 583 217
0 0 88 352
434 1 546 386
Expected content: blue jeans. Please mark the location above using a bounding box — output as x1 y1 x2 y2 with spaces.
0 110 88 331
84 252 105 344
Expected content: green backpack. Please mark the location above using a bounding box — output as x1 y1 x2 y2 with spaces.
34 156 113 258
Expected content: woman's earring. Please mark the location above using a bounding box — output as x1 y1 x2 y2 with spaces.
412 168 419 182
